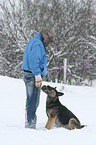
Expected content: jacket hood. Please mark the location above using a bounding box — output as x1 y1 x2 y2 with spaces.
35 33 42 41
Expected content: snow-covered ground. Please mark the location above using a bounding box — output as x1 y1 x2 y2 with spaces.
0 75 96 145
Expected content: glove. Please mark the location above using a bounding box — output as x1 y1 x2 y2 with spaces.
35 74 42 88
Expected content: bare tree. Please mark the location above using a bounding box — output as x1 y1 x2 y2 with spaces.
0 0 96 85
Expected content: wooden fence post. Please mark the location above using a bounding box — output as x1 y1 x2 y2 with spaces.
63 58 67 84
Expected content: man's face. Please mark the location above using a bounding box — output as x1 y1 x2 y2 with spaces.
43 39 50 47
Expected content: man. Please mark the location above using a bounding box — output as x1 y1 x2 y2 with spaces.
21 29 55 129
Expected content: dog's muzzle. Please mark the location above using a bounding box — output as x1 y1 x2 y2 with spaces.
42 85 56 97
42 85 47 90
42 85 50 93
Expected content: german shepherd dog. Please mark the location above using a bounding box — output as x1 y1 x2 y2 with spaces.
42 85 85 130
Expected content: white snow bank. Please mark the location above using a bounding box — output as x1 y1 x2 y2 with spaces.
0 76 96 145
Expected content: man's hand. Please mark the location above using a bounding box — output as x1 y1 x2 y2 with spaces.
35 74 42 88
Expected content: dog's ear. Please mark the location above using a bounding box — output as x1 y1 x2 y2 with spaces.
57 91 64 97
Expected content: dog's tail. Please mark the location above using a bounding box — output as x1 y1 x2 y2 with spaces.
79 125 87 129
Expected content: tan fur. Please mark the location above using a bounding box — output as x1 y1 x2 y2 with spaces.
45 116 57 130
69 118 81 130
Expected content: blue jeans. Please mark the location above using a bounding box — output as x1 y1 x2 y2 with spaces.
23 72 41 124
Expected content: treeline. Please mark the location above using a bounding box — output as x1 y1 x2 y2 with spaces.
0 0 96 85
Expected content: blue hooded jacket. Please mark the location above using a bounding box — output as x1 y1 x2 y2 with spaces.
21 34 47 77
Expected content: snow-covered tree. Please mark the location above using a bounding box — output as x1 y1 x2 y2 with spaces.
0 0 96 85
